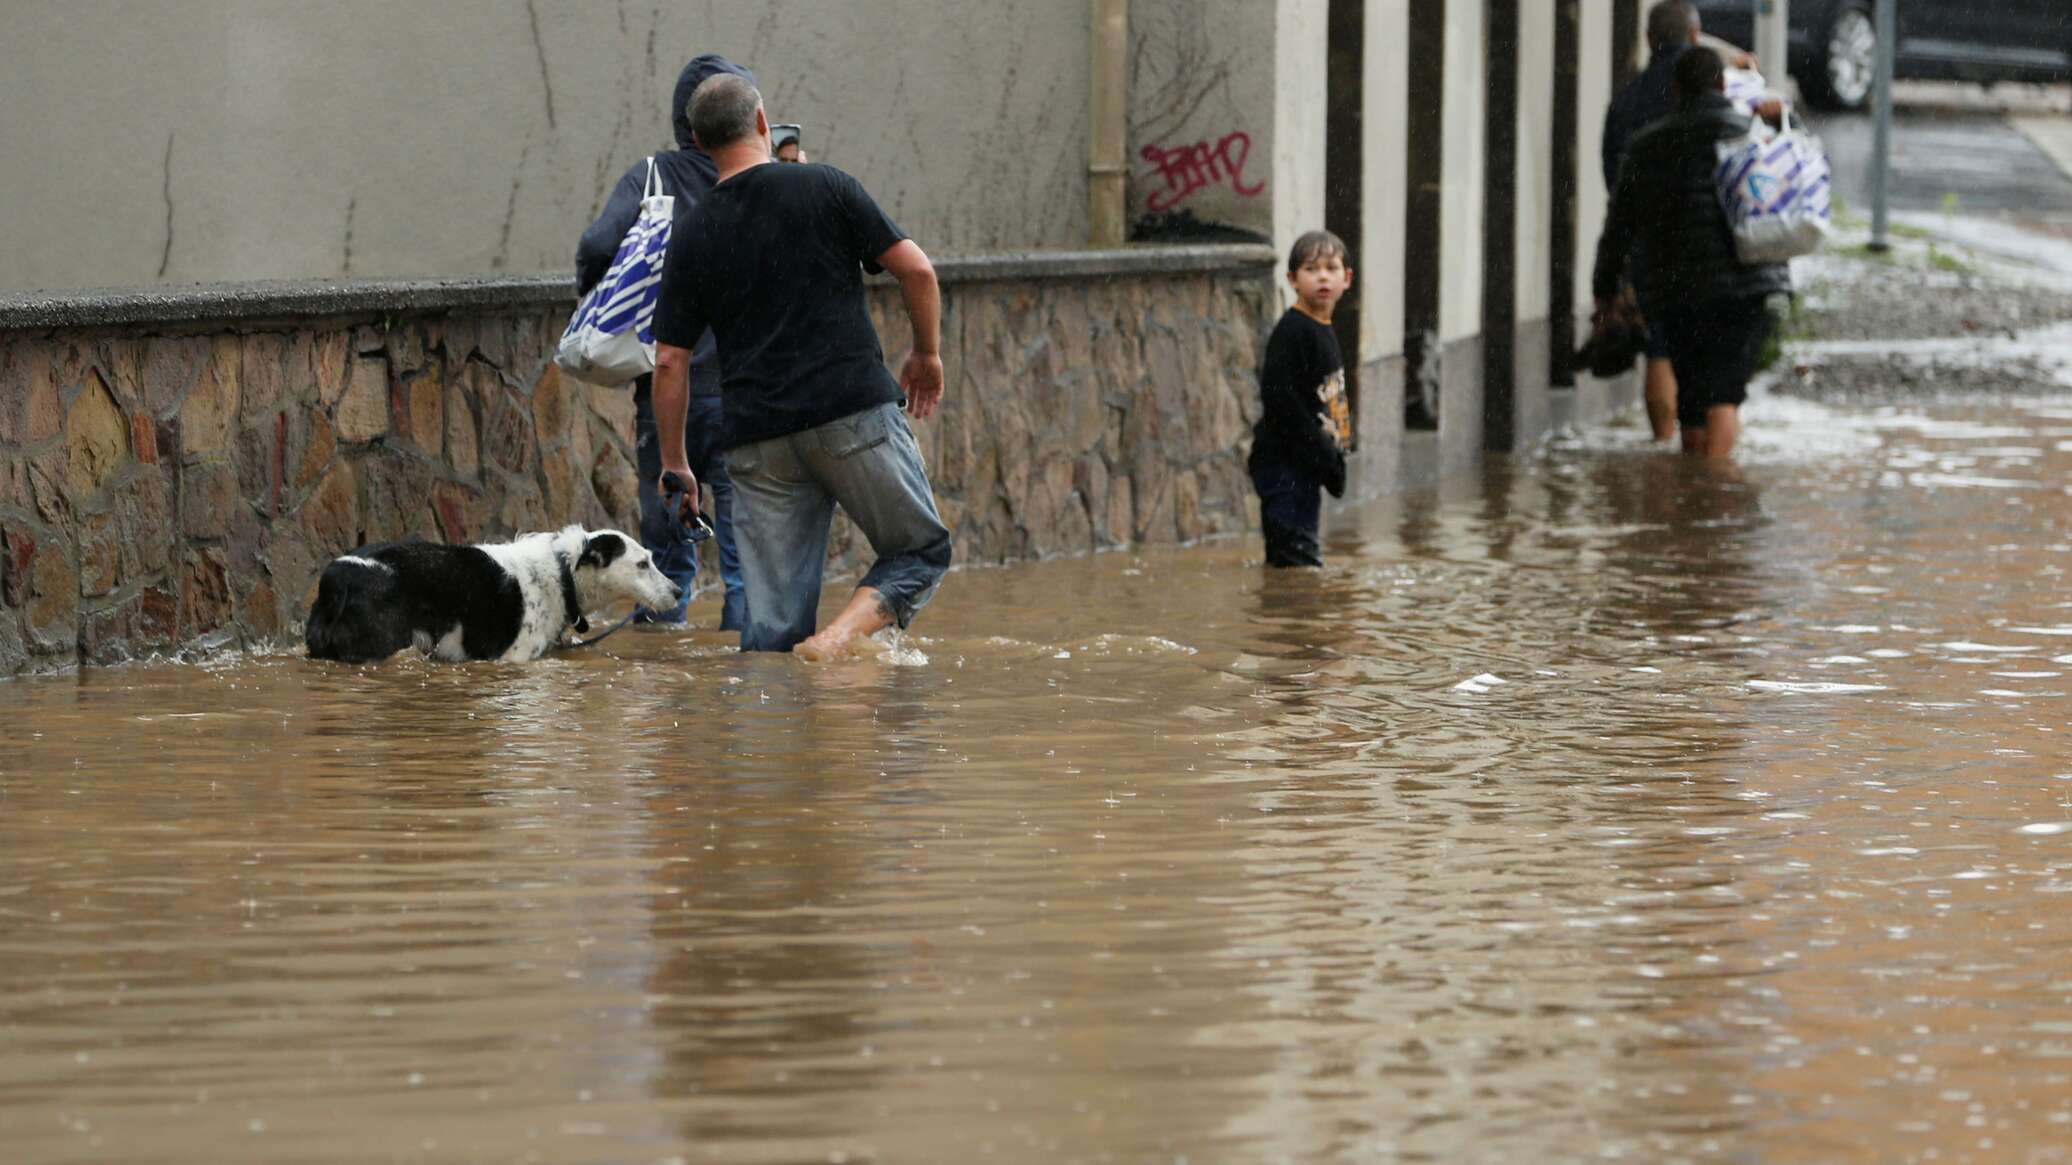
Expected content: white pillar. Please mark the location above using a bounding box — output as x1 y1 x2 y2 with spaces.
1754 0 1789 84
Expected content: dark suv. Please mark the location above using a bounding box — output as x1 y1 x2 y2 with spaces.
1692 0 2070 110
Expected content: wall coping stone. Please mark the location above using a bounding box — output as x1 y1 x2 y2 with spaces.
0 245 1277 332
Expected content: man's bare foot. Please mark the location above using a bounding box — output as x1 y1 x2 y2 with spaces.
792 587 895 662
794 629 893 661
794 627 859 661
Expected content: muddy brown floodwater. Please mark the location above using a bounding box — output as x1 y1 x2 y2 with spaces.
2 389 2069 1165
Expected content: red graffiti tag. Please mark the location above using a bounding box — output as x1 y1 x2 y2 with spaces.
1139 131 1266 212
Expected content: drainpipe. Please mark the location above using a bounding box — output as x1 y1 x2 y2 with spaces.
1089 0 1129 246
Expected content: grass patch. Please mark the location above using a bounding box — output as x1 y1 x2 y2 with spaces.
1832 240 1973 276
1926 245 1973 275
1755 295 1812 374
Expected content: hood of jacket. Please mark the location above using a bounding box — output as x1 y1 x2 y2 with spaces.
670 54 758 182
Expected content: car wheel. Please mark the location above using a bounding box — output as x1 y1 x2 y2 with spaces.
1805 3 1877 111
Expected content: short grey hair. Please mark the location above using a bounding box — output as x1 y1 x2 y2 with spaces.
690 74 762 150
1646 1 1698 52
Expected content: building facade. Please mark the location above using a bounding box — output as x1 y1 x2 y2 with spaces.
0 0 1651 672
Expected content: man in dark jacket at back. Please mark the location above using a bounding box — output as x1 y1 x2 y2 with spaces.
1602 1 1701 189
1593 46 1791 460
575 54 752 630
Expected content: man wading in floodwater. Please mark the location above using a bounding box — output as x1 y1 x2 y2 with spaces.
649 73 952 659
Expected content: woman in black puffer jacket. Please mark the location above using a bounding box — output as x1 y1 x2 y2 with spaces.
1592 47 1792 459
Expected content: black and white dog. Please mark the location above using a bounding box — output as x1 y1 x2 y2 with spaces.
305 526 678 663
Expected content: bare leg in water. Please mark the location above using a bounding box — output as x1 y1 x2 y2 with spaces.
1644 357 1678 442
1679 405 1741 458
1702 404 1739 458
794 586 892 661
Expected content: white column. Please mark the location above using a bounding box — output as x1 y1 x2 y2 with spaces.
1438 0 1486 342
1362 0 1411 360
1755 0 1790 85
1273 0 1331 308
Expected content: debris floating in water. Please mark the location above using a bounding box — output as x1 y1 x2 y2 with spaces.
1453 673 1506 694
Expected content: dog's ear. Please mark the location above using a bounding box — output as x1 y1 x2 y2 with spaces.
577 531 628 570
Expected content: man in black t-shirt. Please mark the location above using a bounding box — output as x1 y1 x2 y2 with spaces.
650 73 951 659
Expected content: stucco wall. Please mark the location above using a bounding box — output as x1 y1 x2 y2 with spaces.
1439 0 1487 342
0 1 1092 292
1127 0 1278 242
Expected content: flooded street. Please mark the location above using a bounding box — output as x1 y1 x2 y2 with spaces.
2 388 2069 1164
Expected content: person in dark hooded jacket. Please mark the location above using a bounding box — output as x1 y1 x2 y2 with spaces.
1601 2 1701 442
1593 46 1791 460
575 54 753 629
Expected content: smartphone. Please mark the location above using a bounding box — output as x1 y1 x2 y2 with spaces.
770 123 803 159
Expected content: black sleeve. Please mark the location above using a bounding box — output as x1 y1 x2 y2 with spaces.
651 220 706 351
831 168 908 274
1592 143 1646 302
1320 448 1347 499
1258 325 1344 484
1600 101 1625 193
575 162 648 295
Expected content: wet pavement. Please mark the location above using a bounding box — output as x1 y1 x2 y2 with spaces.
1809 85 2072 242
3 361 2069 1162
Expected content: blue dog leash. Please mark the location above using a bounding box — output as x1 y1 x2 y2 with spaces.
560 610 638 651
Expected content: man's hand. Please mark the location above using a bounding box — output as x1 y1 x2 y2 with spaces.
659 465 701 524
877 240 943 420
900 351 944 419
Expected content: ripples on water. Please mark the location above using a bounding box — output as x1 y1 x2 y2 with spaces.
1 390 2068 1163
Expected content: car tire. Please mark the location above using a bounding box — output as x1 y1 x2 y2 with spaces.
1803 2 1877 111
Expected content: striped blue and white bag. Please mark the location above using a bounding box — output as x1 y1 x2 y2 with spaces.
1714 122 1831 265
555 157 673 386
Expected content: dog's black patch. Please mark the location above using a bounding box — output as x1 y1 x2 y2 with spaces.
305 541 524 663
579 531 628 570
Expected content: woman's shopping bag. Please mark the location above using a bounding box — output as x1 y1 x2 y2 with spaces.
556 158 673 386
1714 123 1832 265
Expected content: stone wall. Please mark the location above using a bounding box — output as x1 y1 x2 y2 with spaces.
0 247 1276 674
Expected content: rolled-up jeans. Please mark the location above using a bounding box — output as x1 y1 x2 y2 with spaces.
724 401 952 652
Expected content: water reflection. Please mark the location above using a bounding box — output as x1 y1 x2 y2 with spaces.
1 394 2068 1162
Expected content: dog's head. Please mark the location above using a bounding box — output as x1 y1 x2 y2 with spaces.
572 528 680 611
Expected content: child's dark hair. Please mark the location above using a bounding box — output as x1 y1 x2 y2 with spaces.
1673 45 1725 104
1288 229 1348 273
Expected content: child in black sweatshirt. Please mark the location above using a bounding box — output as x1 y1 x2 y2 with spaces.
1248 230 1353 567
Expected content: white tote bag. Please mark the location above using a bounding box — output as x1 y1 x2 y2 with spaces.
555 158 674 386
1714 124 1832 265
